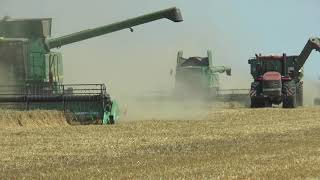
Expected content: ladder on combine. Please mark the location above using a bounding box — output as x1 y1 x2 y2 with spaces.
0 84 119 125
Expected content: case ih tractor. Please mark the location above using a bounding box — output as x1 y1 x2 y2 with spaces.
249 37 320 108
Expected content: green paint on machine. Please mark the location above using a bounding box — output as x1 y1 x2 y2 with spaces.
0 7 183 124
174 50 231 99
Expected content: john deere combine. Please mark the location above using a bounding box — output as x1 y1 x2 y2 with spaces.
175 50 249 102
0 7 183 124
175 50 231 98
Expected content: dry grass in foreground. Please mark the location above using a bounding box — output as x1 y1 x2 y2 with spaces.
0 110 67 128
1 107 320 179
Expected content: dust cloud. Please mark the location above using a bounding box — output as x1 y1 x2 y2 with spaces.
57 1 255 120
0 1 320 120
303 79 320 106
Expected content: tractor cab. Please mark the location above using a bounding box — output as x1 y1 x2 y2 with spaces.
259 56 283 74
248 54 298 80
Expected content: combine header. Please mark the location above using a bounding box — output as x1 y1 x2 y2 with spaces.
0 84 117 124
249 37 320 108
0 7 183 124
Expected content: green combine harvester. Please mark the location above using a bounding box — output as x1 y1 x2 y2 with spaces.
0 7 183 124
175 50 249 102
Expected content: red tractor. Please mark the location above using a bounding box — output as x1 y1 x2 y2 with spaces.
248 37 320 108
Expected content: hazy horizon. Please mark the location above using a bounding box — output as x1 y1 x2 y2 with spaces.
1 0 319 103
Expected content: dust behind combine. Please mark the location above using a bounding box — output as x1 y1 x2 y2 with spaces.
1 107 320 179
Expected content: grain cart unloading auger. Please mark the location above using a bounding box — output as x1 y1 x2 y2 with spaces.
0 7 183 124
249 37 320 108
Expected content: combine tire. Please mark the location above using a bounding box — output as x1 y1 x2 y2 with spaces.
108 116 115 125
282 81 297 108
296 82 303 106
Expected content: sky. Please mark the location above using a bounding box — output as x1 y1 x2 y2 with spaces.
1 0 320 100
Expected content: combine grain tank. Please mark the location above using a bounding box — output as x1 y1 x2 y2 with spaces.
0 7 183 124
249 37 320 108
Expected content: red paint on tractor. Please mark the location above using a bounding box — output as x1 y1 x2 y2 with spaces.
263 72 281 81
255 77 263 81
258 55 284 60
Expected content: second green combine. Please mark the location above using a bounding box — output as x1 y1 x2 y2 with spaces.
174 50 249 103
0 7 183 124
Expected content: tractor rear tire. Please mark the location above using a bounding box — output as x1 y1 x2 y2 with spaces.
282 82 297 108
296 82 303 106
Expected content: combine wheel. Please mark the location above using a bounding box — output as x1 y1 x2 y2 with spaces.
109 116 115 125
282 81 297 108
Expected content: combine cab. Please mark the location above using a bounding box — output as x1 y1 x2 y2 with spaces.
0 7 183 124
249 37 320 108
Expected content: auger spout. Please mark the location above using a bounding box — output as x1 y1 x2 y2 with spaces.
46 7 183 49
295 37 320 71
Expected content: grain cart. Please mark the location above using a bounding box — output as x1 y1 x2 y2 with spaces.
249 37 320 108
175 50 231 99
0 7 183 124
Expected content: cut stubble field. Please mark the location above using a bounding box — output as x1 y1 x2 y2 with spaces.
1 107 320 179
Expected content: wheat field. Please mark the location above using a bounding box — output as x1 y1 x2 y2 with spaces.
1 107 320 179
